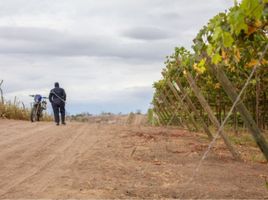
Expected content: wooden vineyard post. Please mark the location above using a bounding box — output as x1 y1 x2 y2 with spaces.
155 100 170 121
162 87 192 129
156 97 175 123
159 92 186 127
208 64 268 161
173 78 213 140
153 108 164 126
154 111 163 126
167 80 199 131
156 108 166 124
256 71 260 128
185 72 241 160
157 109 168 124
152 106 164 125
157 106 170 124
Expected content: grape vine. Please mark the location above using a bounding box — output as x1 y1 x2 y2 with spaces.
151 0 268 160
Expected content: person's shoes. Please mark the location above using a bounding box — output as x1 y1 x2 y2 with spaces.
56 123 59 126
62 122 66 125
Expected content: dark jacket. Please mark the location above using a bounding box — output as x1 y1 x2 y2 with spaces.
49 87 66 105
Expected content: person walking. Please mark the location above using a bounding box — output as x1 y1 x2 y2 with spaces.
49 82 66 125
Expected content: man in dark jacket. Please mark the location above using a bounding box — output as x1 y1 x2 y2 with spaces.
49 82 66 125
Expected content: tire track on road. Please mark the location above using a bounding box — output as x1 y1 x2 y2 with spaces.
0 123 54 149
0 123 87 197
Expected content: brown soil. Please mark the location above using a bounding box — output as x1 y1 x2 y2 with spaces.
0 119 267 199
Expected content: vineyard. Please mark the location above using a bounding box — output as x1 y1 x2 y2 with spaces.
150 0 268 161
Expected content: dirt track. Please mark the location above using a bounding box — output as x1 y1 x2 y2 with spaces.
0 119 267 199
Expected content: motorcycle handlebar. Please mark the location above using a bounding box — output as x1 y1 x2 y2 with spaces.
29 95 48 99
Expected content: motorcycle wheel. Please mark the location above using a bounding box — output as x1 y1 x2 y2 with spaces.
30 106 40 122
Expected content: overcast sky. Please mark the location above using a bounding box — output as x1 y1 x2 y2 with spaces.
0 0 234 115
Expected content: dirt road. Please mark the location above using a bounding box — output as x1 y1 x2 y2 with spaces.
0 119 267 199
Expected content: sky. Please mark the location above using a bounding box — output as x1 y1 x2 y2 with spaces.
0 0 235 115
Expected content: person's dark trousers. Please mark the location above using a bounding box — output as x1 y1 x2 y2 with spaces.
59 103 65 123
52 103 65 124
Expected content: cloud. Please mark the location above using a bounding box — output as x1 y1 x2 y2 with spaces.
0 26 175 61
0 26 62 41
0 0 235 114
123 26 173 41
0 54 161 114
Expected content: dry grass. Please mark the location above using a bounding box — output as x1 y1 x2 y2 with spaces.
0 100 52 121
0 80 52 121
0 101 30 120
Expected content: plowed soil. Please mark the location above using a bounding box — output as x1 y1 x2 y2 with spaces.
0 119 267 199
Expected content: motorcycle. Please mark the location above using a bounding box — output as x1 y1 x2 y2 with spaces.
29 94 48 122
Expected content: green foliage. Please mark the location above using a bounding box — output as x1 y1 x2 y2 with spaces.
222 32 234 47
228 8 248 35
241 0 264 19
212 53 222 64
195 59 207 74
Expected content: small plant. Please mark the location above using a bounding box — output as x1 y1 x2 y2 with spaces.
127 112 135 124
